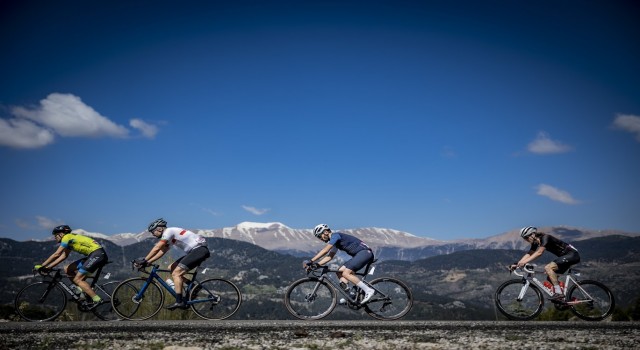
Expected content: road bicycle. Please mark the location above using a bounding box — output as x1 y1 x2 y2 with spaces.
111 261 242 320
14 264 120 322
284 260 413 320
494 263 615 321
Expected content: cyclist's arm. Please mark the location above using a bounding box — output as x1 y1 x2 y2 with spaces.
145 240 169 263
40 246 70 269
517 247 545 267
317 250 336 266
310 244 334 265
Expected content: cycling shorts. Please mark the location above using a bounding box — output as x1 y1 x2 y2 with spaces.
344 249 374 272
176 245 210 271
553 249 580 274
76 248 108 274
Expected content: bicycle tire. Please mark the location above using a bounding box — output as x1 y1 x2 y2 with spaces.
189 278 242 320
92 280 121 321
567 280 615 321
284 277 336 320
494 279 544 321
364 277 413 320
111 277 164 321
14 281 67 322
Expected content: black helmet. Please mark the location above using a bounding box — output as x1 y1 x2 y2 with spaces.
52 225 72 235
148 218 167 233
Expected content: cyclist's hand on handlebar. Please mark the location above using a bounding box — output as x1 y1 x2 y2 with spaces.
508 264 517 272
133 257 149 269
34 264 50 275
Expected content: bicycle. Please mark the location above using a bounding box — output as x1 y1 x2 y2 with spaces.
14 263 120 322
111 261 242 320
494 263 615 321
284 260 413 320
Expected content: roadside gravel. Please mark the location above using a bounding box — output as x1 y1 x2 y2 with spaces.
1 320 639 349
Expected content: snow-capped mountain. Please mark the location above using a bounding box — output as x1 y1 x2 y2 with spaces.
72 222 637 259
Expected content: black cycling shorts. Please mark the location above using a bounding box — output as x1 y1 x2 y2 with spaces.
344 249 374 272
176 246 210 271
77 248 108 274
553 250 580 274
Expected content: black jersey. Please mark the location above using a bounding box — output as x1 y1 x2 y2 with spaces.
528 234 577 256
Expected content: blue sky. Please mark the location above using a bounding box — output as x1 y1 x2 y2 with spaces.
1 1 639 241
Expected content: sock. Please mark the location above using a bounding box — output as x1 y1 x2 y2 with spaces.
554 285 562 294
356 281 372 293
92 294 102 302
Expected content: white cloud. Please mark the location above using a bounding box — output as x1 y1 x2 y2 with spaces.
527 132 572 154
12 93 129 138
36 216 63 229
536 184 580 205
1 93 160 148
130 118 159 139
242 205 269 215
613 114 640 142
0 118 55 148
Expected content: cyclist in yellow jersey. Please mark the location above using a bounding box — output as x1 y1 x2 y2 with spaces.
35 225 109 309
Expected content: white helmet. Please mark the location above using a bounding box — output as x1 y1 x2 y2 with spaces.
520 226 537 238
313 224 330 238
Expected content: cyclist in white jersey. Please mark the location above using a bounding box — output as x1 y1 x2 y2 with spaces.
135 218 210 310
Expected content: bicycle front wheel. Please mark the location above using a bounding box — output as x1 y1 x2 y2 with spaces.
111 277 164 321
284 277 336 320
567 280 615 321
15 281 67 322
189 278 242 320
495 279 544 321
364 277 413 320
92 280 121 321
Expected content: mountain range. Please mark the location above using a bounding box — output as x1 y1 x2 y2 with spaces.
69 222 638 261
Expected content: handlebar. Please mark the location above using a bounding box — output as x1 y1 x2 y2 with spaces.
509 263 537 277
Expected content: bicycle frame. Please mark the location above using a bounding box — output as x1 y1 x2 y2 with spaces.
135 265 211 306
513 265 598 306
45 265 109 301
307 264 379 305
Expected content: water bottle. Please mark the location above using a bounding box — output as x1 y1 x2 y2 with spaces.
543 280 553 291
166 278 175 290
559 281 565 292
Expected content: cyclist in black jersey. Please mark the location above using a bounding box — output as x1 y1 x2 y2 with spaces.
511 226 580 302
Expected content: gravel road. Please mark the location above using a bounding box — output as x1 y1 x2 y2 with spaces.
1 320 639 349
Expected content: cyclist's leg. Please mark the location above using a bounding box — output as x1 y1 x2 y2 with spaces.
549 251 580 293
73 249 108 301
342 250 375 302
170 246 210 301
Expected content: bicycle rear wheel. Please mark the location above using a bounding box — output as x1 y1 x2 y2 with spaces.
284 277 336 320
14 281 67 322
92 280 121 321
364 277 413 320
495 279 544 321
189 278 242 320
567 280 615 321
111 277 164 321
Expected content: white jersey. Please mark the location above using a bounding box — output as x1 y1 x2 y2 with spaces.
160 227 207 253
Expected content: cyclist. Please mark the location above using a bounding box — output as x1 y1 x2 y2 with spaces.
135 218 210 310
304 223 375 304
511 226 581 302
35 225 109 309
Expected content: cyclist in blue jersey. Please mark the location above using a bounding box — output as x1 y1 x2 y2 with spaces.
304 224 375 304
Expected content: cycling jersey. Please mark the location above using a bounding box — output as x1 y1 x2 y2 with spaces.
160 227 207 253
328 232 371 257
60 233 103 256
528 234 578 257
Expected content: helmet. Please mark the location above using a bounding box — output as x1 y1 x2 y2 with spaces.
313 224 330 238
52 225 72 235
520 226 537 238
148 218 167 233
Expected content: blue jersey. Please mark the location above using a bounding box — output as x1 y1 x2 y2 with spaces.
328 232 370 257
